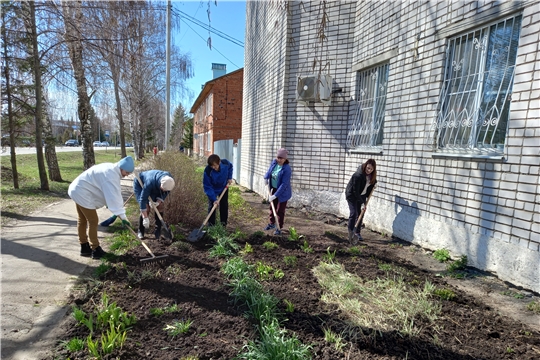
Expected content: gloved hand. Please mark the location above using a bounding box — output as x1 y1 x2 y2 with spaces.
361 204 366 212
99 215 117 227
142 217 150 229
156 197 163 204
121 219 131 228
268 194 277 202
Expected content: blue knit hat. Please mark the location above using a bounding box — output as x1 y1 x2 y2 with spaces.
118 156 134 173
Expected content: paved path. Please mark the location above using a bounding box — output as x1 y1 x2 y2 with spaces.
1 177 134 360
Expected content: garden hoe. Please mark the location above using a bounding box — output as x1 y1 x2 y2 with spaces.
187 184 229 242
124 224 169 264
134 174 173 241
268 185 282 235
350 185 376 244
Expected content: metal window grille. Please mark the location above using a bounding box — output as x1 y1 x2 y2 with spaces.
431 15 521 154
347 63 389 149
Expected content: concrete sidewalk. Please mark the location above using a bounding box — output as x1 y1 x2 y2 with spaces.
1 178 134 360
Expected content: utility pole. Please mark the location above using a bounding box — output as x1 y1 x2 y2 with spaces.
165 0 171 150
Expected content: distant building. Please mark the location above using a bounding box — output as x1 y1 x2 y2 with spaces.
190 66 243 158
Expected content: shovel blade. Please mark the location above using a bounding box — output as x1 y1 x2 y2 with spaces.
187 228 205 242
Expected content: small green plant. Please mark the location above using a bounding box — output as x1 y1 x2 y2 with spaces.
323 247 336 263
240 242 253 254
446 255 467 276
283 255 298 267
284 299 294 313
166 264 182 276
348 246 362 255
255 261 274 281
94 263 112 277
378 262 392 271
164 319 193 337
252 230 265 238
506 347 514 353
171 241 191 252
526 300 540 314
150 308 165 316
273 268 284 280
209 236 240 258
433 249 451 262
301 240 313 253
323 327 347 351
288 227 305 241
433 288 456 301
262 241 279 251
389 243 403 249
62 337 85 352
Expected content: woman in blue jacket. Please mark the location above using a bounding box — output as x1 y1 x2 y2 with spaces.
203 154 233 227
133 170 175 239
263 148 292 235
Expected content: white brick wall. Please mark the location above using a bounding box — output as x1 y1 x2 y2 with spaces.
241 0 540 292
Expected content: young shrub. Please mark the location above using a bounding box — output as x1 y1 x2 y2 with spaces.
433 249 451 262
154 152 207 228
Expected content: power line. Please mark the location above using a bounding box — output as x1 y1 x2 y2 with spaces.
175 15 240 69
171 8 244 48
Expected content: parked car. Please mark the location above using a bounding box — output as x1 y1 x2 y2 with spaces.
101 141 110 147
92 141 101 147
65 139 79 147
125 142 133 147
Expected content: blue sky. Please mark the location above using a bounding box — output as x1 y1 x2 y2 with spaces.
172 0 246 113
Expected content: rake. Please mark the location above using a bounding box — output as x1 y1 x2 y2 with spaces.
124 224 169 264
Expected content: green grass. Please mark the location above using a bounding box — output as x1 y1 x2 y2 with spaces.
1 151 130 226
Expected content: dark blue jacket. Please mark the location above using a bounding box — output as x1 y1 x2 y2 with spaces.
203 159 233 202
264 159 292 202
133 170 172 211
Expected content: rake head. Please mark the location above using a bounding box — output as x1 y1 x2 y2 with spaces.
140 254 169 265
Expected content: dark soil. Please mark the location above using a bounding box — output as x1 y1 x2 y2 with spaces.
47 187 540 360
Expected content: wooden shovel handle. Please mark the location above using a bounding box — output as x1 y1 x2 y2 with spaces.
125 224 156 257
199 184 230 229
354 184 376 229
268 185 281 231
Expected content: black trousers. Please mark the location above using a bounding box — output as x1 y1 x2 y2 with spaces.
207 188 229 226
347 195 367 232
138 211 162 235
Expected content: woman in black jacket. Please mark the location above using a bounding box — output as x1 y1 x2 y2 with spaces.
345 159 377 243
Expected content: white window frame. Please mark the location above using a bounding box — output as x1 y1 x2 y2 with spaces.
206 132 211 152
431 14 521 156
347 62 389 152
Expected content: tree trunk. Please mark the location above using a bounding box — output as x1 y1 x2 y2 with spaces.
1 4 19 189
111 62 127 158
62 0 95 170
43 112 62 181
27 1 49 190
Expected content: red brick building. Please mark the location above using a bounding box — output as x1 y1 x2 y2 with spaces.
190 66 243 158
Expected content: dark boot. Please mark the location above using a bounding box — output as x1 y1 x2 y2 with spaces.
154 228 161 240
80 242 92 257
91 246 107 260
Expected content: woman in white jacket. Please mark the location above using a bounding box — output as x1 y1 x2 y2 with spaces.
68 156 134 259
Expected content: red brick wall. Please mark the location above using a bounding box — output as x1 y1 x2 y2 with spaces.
192 69 243 157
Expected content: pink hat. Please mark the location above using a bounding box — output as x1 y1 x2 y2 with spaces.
276 148 288 159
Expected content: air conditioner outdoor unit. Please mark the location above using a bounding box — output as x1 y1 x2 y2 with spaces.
296 74 333 106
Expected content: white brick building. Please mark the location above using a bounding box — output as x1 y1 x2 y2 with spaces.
240 0 539 292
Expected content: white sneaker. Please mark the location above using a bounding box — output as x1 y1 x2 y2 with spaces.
137 231 144 239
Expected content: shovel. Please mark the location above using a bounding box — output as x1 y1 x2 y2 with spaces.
268 185 281 234
187 185 229 242
351 185 376 243
134 174 173 240
124 222 169 264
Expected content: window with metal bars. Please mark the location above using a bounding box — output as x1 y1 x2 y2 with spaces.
347 63 389 150
432 15 521 154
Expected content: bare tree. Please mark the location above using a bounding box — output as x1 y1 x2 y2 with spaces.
23 1 49 189
61 0 95 170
